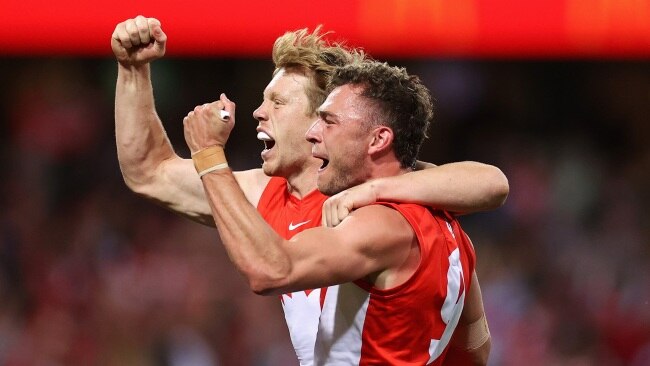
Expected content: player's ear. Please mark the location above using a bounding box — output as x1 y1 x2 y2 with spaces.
367 126 393 155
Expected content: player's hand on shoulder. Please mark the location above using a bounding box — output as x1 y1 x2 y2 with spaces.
112 15 167 66
183 93 236 154
322 181 379 227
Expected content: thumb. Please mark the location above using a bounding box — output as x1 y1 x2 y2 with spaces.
220 93 236 115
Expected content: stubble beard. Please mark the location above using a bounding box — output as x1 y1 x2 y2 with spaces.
318 157 366 196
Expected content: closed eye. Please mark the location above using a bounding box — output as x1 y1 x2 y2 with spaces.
318 111 337 125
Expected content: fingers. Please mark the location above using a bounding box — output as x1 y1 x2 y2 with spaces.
183 105 211 155
191 94 236 122
134 16 150 44
184 103 217 125
179 92 237 156
321 208 328 227
148 18 167 53
125 20 141 47
113 15 161 49
327 198 340 227
112 22 132 49
189 100 232 123
322 199 333 227
321 194 351 228
336 204 350 226
321 186 376 227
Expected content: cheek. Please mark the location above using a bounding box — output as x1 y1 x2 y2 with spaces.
292 121 317 145
328 141 355 172
284 130 308 153
339 138 363 157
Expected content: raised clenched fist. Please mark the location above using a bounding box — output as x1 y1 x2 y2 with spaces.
111 15 167 67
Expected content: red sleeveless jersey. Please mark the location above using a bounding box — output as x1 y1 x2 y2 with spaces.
257 177 328 366
314 202 476 365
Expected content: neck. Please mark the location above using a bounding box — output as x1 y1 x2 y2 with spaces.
368 153 411 181
284 158 321 199
370 163 411 181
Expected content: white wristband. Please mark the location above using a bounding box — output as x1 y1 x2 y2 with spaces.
198 162 229 177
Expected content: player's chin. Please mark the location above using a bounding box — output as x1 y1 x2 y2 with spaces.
261 161 274 175
262 159 282 176
317 176 338 196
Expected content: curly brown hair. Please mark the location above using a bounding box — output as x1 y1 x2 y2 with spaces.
272 26 366 115
328 61 435 169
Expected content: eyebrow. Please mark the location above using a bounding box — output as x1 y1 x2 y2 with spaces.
265 90 290 102
318 110 338 121
263 90 275 99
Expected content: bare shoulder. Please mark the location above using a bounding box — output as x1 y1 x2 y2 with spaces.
339 204 419 287
343 203 412 229
233 168 272 207
337 204 415 254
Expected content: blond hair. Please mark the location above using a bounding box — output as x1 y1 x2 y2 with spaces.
272 26 366 114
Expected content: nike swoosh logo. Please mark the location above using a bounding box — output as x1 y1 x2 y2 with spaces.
289 220 311 231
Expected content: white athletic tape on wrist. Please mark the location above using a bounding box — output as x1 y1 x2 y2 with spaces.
198 163 229 177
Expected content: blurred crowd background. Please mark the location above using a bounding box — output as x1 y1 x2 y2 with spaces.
0 56 648 365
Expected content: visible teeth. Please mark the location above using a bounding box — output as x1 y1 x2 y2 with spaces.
257 132 273 141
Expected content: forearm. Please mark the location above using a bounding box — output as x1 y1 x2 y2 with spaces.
374 161 509 214
115 64 219 225
446 312 491 366
446 271 491 365
115 63 176 189
201 170 291 294
444 338 491 366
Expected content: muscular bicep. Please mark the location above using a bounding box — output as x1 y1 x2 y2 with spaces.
277 205 415 293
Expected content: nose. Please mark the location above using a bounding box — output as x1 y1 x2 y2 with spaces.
253 102 267 122
305 118 322 143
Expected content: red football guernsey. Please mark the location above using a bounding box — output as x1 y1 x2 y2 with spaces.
257 177 328 366
314 202 477 365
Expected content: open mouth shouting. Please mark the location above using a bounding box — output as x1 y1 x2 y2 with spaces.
311 151 330 172
319 158 329 171
257 131 275 158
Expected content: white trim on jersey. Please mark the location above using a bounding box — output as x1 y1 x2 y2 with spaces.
428 248 466 363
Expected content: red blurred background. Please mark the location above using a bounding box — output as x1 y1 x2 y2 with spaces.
2 0 649 58
0 1 648 365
